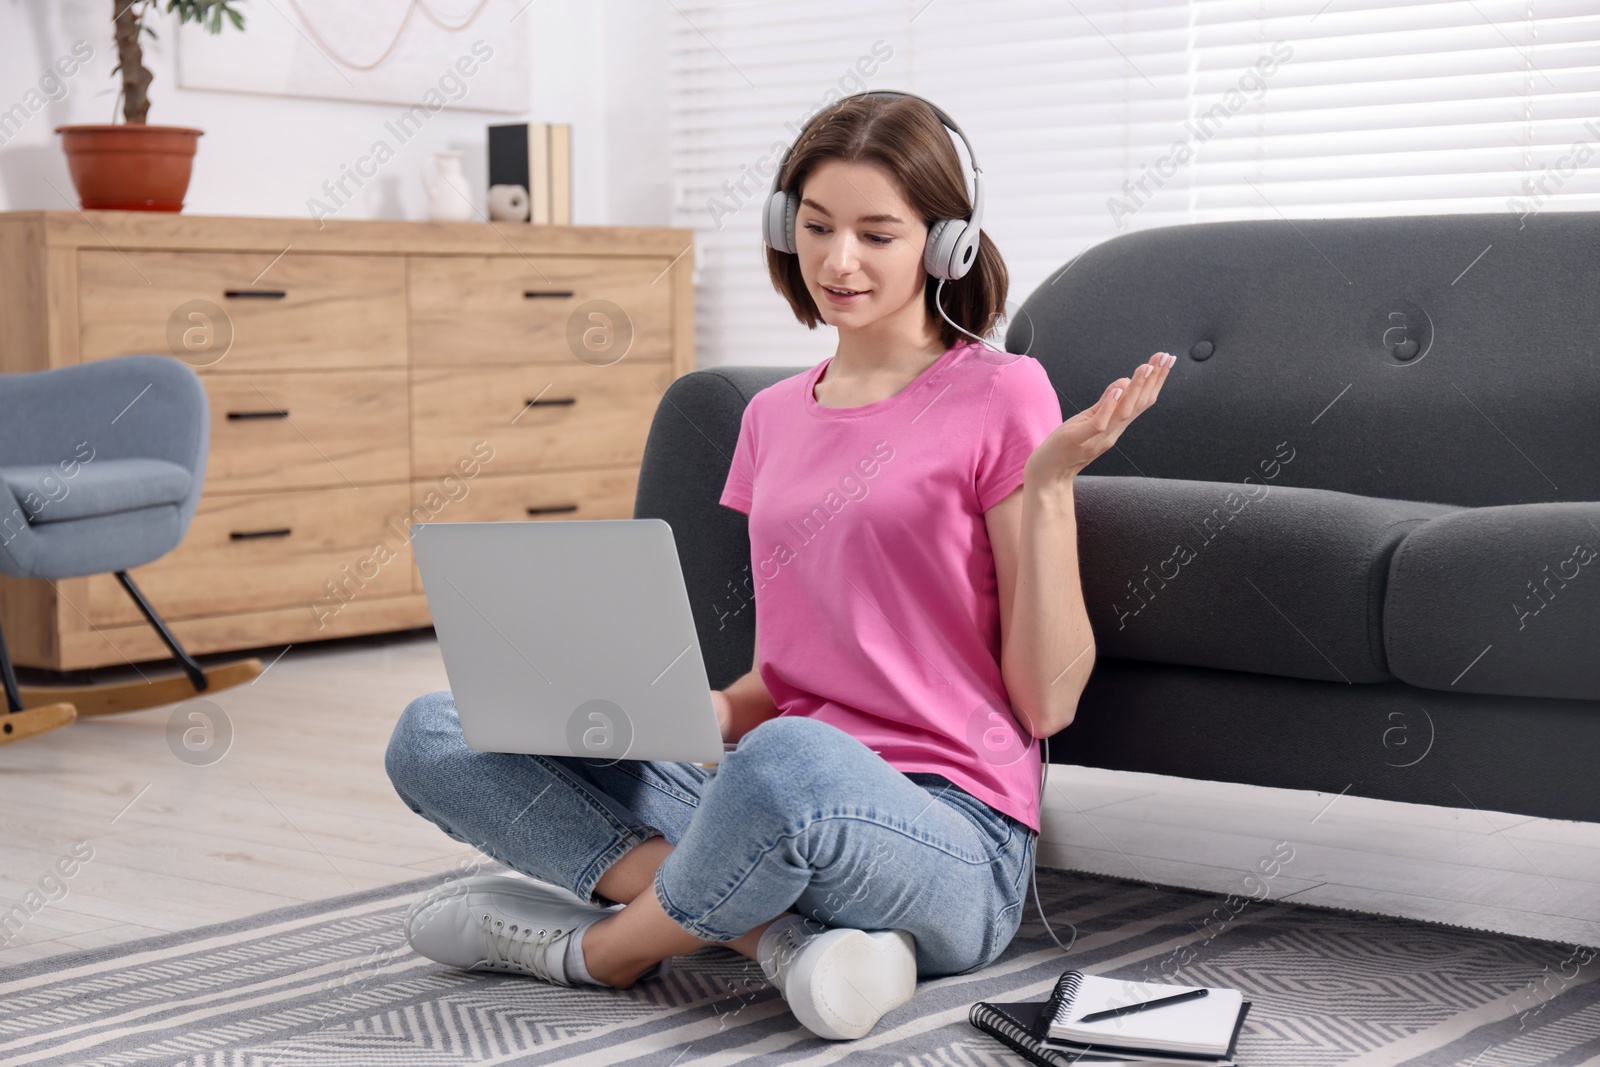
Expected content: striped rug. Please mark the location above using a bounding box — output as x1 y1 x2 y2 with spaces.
1 864 1596 1066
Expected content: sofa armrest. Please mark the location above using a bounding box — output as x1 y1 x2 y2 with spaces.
1385 502 1600 701
1073 475 1459 683
634 366 804 690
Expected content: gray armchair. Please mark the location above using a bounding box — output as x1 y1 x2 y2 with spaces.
0 354 260 744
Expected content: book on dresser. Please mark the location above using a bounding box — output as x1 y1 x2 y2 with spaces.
969 969 1251 1066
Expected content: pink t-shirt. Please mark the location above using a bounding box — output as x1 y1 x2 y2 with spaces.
718 339 1064 833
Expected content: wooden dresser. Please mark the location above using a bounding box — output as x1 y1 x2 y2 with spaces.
0 211 694 672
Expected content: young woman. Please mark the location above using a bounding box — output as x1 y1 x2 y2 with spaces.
384 91 1171 1043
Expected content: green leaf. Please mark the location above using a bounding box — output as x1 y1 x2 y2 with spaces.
162 0 247 35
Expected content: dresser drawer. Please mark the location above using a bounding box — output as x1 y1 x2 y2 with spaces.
409 255 675 366
87 484 413 626
407 467 640 592
410 361 671 477
203 371 410 491
79 251 406 371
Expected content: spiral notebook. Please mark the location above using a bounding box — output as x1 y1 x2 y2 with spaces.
1042 970 1247 1055
969 970 1250 1066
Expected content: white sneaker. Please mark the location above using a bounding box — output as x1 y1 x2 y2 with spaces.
763 919 919 1040
404 874 668 985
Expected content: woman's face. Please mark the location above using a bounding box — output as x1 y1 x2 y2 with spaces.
794 158 928 331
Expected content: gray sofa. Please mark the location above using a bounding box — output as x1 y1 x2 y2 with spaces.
637 212 1599 825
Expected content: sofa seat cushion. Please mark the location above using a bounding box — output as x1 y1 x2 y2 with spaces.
1385 502 1600 702
1073 475 1459 684
2 459 192 525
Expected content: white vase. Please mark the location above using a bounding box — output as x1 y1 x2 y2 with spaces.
422 151 476 221
487 183 530 221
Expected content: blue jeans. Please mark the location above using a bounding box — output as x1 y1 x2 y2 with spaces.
384 691 1038 978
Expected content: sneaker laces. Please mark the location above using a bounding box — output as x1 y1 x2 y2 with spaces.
479 912 571 983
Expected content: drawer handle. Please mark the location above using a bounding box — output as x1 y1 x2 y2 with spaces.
524 396 577 407
524 290 575 299
230 528 293 541
224 289 287 299
526 504 579 516
226 409 290 420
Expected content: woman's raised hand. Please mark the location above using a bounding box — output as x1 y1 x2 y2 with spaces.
1024 351 1174 487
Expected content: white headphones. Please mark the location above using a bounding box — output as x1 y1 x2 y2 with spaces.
761 90 986 283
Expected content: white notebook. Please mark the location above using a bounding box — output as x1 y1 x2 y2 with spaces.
1047 972 1245 1056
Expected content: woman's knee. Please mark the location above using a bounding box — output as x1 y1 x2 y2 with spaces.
720 716 858 808
736 715 858 767
384 690 466 803
707 716 870 844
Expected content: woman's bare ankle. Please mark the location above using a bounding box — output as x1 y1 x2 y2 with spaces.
579 914 655 987
593 835 673 904
585 949 652 988
589 919 778 984
580 890 706 987
725 915 790 962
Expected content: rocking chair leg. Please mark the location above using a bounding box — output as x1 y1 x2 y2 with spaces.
115 570 208 693
0 619 24 713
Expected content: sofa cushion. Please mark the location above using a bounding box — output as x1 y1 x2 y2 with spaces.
1 459 192 525
1073 475 1459 684
1385 502 1600 701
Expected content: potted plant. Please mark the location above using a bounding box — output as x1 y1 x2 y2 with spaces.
56 0 245 212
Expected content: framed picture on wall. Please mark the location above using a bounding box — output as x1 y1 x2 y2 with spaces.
175 0 531 112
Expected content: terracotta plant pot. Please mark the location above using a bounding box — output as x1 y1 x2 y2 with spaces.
55 124 204 212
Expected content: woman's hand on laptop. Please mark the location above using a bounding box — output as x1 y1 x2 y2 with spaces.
710 688 733 743
710 673 781 746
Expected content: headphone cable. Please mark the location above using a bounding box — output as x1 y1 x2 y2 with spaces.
932 276 1010 355
934 276 1077 954
1032 734 1076 952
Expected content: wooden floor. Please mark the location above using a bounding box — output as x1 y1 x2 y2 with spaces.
1 630 1595 966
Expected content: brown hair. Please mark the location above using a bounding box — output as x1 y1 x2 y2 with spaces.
765 93 1009 352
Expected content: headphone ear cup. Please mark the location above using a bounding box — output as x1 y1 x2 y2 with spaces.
763 190 799 254
947 224 980 281
923 217 957 280
783 192 799 253
925 218 981 282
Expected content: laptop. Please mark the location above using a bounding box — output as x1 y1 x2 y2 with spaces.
411 518 734 766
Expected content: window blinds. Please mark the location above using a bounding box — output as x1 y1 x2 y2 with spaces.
667 0 1600 369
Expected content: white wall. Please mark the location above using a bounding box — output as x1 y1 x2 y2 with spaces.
0 0 672 228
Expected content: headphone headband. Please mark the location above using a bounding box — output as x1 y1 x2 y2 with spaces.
761 89 985 282
858 90 983 177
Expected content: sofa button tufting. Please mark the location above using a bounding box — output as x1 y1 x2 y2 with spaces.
1190 340 1214 360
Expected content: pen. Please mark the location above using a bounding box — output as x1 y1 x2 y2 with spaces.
1076 987 1208 1023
